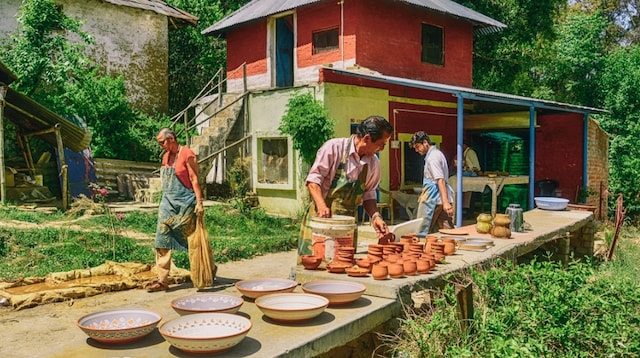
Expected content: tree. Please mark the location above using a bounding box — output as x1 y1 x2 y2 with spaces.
596 46 640 217
0 0 169 161
459 0 567 96
165 0 248 115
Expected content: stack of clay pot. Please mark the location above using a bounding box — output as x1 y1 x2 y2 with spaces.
335 246 355 264
365 232 437 280
491 214 512 239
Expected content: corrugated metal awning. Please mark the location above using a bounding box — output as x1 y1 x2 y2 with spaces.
2 86 91 152
202 0 506 36
326 67 607 115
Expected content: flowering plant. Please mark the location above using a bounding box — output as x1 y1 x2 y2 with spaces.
88 182 110 202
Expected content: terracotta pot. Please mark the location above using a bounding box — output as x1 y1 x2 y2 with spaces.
300 255 322 270
355 258 372 272
426 235 438 243
400 235 418 244
388 263 404 278
403 260 417 276
441 237 455 245
490 225 511 239
493 214 511 227
371 263 389 280
416 259 430 274
386 253 402 263
367 254 383 264
443 242 456 255
430 243 445 254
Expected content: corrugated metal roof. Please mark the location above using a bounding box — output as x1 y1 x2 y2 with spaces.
326 67 607 114
1 61 91 152
0 62 17 86
103 0 198 26
2 87 92 152
202 0 506 36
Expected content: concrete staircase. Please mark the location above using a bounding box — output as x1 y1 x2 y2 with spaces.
187 93 245 182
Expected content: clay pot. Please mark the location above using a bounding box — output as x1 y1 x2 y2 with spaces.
388 263 404 278
493 214 511 227
490 225 511 238
386 253 402 263
416 259 430 274
400 235 418 244
300 255 322 270
443 242 456 256
441 237 456 245
430 243 446 255
371 263 389 280
355 258 372 272
367 254 383 264
426 235 438 243
403 260 417 276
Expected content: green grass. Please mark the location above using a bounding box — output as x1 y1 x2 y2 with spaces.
0 204 299 280
383 225 640 357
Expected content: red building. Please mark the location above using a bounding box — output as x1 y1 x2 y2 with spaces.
202 0 608 221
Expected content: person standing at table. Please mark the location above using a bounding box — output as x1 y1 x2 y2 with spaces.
299 115 394 255
454 140 482 216
411 131 454 234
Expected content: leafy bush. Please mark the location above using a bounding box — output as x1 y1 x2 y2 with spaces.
279 92 334 166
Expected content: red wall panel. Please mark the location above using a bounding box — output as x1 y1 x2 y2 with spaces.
535 113 584 201
226 20 268 79
351 0 473 86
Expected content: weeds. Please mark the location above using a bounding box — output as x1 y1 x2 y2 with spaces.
0 202 299 280
384 236 640 357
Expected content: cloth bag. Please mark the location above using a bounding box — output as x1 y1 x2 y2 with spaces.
187 213 216 289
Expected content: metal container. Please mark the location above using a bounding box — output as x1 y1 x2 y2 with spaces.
505 203 524 232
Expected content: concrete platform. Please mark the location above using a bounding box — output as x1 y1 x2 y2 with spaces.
1 208 594 358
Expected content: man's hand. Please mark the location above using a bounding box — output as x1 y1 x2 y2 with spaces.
372 214 389 239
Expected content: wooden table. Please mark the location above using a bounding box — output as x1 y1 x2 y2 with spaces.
449 175 529 217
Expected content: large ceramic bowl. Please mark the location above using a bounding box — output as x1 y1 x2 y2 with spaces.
301 280 367 305
76 308 162 344
534 197 569 211
234 278 297 299
159 313 251 354
171 293 244 315
255 293 329 322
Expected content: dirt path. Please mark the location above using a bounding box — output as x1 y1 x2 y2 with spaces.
0 250 297 358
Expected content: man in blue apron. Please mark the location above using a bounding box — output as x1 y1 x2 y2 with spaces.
411 131 454 235
299 116 394 256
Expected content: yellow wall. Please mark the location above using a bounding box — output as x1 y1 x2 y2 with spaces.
323 83 390 191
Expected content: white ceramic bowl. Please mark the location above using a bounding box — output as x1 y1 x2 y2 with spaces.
301 280 366 305
413 187 423 194
171 293 244 315
534 197 569 211
76 308 162 344
159 313 251 354
235 278 297 299
255 293 329 322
